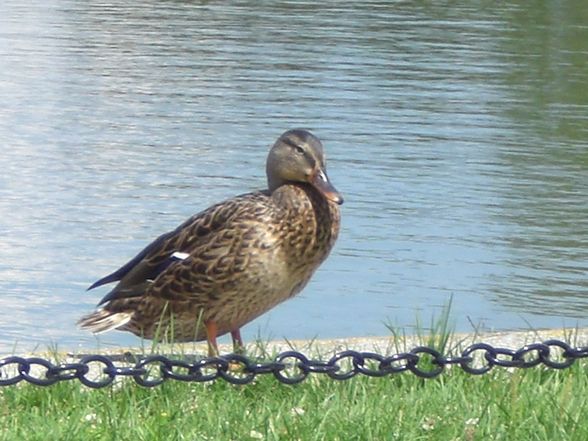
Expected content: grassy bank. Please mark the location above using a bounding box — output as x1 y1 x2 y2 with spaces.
1 337 588 441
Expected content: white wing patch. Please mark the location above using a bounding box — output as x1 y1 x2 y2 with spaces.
171 251 190 260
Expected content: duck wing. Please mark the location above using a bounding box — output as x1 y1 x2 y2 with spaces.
89 191 270 306
87 228 177 291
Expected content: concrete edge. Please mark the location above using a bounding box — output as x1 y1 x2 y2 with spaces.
39 327 586 360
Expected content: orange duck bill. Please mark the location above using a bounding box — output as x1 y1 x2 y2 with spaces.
311 169 344 205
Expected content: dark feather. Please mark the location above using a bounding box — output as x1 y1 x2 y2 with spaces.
87 229 177 291
97 281 151 306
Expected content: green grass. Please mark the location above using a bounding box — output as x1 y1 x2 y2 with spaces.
2 343 588 441
2 301 587 441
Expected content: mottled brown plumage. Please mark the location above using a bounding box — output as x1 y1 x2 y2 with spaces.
78 129 343 355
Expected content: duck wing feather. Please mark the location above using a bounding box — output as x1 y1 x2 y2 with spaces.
89 191 271 306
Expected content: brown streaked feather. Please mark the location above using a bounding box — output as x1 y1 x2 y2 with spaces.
92 191 270 306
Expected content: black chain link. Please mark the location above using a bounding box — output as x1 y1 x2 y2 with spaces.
0 339 585 388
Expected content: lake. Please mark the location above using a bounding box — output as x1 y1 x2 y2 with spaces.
0 0 587 354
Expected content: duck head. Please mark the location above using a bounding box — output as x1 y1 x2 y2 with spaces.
266 129 344 205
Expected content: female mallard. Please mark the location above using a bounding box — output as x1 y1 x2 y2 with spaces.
79 129 343 355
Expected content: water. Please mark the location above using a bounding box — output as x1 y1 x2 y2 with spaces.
0 1 587 354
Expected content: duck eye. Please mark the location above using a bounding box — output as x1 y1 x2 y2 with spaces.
283 138 305 155
294 145 305 155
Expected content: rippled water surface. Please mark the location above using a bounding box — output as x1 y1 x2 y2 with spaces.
1 1 587 353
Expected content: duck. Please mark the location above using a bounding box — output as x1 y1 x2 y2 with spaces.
78 129 343 356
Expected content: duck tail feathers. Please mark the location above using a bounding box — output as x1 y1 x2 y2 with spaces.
77 309 132 334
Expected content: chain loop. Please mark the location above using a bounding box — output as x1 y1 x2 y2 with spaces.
78 355 116 388
47 363 90 381
513 343 550 368
160 359 200 382
190 357 229 382
218 354 257 385
408 347 444 378
327 350 362 380
18 357 59 386
353 352 388 377
541 340 576 369
133 355 171 387
273 351 310 384
485 347 523 368
460 343 494 375
0 356 29 386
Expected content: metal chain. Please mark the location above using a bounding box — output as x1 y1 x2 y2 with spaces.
0 339 585 388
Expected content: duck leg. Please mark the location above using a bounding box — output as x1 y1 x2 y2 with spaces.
205 320 219 357
230 329 244 354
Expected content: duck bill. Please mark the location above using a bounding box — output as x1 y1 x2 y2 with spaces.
311 169 344 205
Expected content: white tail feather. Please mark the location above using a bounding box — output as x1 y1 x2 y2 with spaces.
78 309 132 334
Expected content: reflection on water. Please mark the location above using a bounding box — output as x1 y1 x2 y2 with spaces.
0 1 586 353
